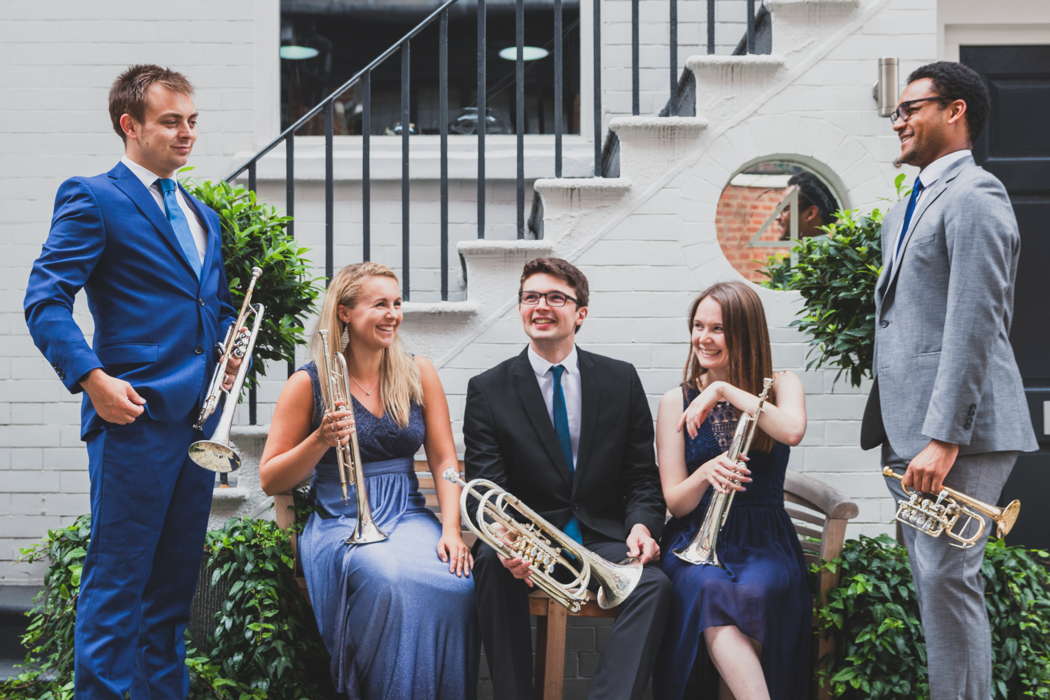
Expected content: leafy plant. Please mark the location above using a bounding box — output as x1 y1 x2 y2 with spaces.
183 176 321 374
0 516 335 700
762 174 909 387
815 534 1050 699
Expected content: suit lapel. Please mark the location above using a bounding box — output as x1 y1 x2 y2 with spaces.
511 350 572 487
883 157 972 296
875 203 905 308
109 162 201 287
575 349 601 490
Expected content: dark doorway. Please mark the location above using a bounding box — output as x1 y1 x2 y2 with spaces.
962 44 1050 549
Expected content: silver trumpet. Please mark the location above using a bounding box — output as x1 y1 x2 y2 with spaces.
675 377 773 566
317 329 387 545
883 467 1020 549
188 267 265 473
443 469 641 613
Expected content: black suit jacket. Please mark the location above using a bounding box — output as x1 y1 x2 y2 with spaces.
463 346 665 542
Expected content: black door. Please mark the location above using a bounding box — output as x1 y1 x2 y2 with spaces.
962 45 1050 548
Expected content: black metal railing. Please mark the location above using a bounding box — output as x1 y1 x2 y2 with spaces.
230 0 768 424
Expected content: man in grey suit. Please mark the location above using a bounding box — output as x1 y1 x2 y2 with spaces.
861 61 1037 699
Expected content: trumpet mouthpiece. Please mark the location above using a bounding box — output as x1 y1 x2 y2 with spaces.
443 468 461 484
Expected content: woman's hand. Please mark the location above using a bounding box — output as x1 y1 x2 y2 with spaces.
677 381 724 439
696 452 751 494
437 532 474 577
316 400 355 448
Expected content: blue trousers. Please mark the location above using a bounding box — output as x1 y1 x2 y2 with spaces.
75 419 213 699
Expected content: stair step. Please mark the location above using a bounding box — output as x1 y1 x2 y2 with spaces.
609 117 708 182
686 55 787 124
768 0 861 57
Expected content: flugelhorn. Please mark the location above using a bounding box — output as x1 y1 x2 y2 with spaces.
188 267 265 473
882 467 1020 549
444 469 641 613
317 329 387 545
675 377 773 566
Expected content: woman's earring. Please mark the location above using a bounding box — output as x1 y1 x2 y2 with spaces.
340 323 350 351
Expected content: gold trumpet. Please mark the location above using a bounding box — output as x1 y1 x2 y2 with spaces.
318 329 387 545
444 469 642 613
675 378 773 566
883 467 1020 549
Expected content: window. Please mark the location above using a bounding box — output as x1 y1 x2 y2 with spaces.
280 1 582 136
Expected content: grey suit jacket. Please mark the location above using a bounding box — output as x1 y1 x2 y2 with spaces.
860 155 1037 459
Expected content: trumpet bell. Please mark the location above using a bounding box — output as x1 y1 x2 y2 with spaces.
997 499 1021 538
594 559 643 609
188 439 241 473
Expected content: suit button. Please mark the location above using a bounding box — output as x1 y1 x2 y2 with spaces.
194 346 204 355
198 297 205 306
879 320 890 328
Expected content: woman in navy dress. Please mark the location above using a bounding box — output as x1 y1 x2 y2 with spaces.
653 281 810 700
260 262 476 700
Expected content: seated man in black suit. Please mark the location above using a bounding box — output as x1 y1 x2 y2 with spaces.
464 257 671 700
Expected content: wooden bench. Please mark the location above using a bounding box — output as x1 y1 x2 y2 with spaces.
273 463 858 700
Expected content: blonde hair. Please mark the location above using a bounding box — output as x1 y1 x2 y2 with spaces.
311 262 422 427
683 281 776 453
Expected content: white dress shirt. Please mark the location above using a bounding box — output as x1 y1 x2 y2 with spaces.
892 149 971 268
527 344 582 467
121 155 207 262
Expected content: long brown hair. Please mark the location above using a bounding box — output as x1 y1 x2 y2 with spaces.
311 262 422 427
683 281 775 453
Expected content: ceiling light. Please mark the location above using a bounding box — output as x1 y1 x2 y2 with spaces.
498 46 549 61
280 45 320 60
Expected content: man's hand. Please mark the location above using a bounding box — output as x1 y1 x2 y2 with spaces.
625 523 660 564
499 555 535 587
902 439 960 494
81 369 146 425
220 327 250 391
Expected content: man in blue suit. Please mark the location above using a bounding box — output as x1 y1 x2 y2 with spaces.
25 65 239 699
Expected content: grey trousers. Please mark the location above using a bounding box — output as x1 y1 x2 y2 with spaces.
883 447 1016 700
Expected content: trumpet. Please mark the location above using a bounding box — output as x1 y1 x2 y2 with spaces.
317 329 387 545
188 267 265 473
883 467 1020 549
444 469 641 613
675 377 773 566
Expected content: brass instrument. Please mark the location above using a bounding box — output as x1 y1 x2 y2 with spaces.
443 469 641 613
675 377 774 566
188 267 265 473
317 328 387 545
883 467 1020 549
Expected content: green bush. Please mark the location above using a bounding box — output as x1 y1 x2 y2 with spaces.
815 534 1050 699
183 176 321 374
0 516 334 700
762 175 908 387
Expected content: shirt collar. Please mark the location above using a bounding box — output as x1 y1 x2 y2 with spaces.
528 344 579 378
918 149 971 189
121 155 172 192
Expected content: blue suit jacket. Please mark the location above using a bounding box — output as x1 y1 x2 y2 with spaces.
25 161 237 438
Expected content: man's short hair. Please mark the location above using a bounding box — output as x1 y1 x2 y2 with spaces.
907 61 990 143
519 257 590 308
788 171 838 226
108 65 194 143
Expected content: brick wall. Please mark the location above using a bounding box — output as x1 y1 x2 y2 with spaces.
715 183 791 282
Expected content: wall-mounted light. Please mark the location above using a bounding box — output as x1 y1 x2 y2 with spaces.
873 57 899 117
498 46 549 61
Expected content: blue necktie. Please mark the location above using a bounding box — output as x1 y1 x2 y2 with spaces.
895 176 925 258
550 364 583 543
157 178 201 278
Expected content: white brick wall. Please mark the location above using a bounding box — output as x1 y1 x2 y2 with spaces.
0 0 277 583
2 0 1002 584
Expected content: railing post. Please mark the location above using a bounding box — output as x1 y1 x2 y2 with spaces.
285 134 295 381
746 0 756 54
516 0 525 238
440 10 450 299
247 160 258 431
401 42 411 300
362 71 372 262
324 101 334 285
707 0 715 55
632 0 640 115
593 0 602 176
477 0 487 239
554 0 564 178
670 0 678 99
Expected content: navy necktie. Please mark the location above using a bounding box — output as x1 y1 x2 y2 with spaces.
895 176 925 258
157 178 202 278
550 364 583 543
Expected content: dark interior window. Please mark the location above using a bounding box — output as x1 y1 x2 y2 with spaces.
280 1 581 136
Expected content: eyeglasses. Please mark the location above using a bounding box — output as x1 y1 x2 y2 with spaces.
889 96 947 124
519 290 578 307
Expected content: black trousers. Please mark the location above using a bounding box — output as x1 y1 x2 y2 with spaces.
473 533 671 700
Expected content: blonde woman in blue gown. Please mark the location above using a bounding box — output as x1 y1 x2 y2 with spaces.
260 262 475 700
653 281 810 700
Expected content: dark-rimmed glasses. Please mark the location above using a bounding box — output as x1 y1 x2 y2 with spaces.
519 290 578 307
889 96 947 124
